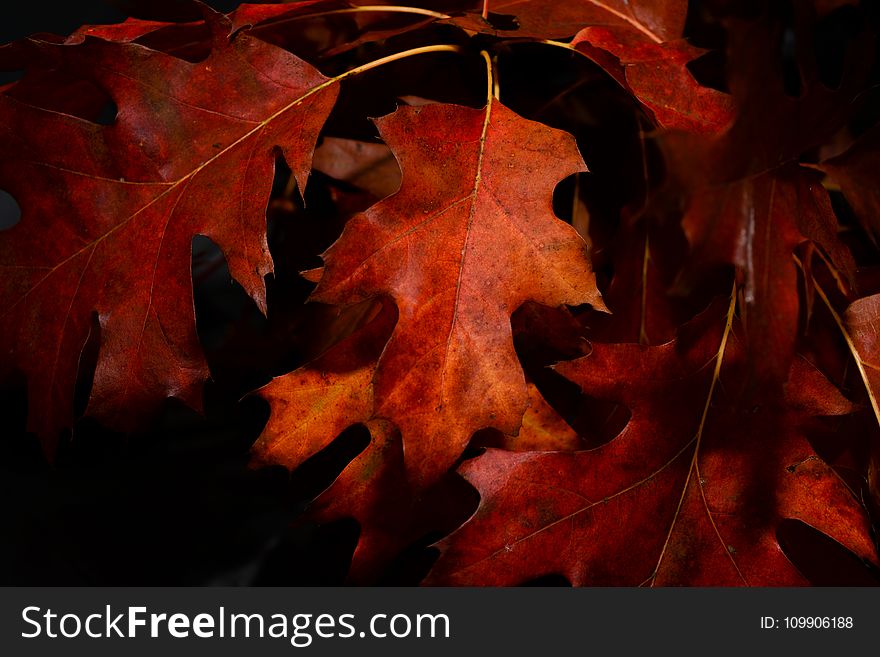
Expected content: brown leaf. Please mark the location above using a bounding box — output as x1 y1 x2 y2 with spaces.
838 293 880 529
843 293 880 425
312 136 401 201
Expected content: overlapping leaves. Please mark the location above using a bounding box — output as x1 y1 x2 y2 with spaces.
1 0 879 586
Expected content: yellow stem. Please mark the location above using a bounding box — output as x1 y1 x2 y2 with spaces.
480 50 494 107
539 38 574 50
647 279 744 585
332 44 463 81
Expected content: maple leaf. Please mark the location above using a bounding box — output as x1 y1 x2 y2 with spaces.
0 7 338 452
427 295 879 585
311 90 606 486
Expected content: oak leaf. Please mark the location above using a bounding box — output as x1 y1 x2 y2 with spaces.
254 301 474 583
427 299 878 585
252 300 393 471
311 99 605 485
0 7 338 452
473 382 583 452
307 418 477 584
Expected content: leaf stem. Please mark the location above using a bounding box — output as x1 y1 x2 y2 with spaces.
538 38 574 50
330 44 464 82
480 50 494 107
639 232 650 345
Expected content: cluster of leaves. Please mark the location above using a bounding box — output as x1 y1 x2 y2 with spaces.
2 0 880 585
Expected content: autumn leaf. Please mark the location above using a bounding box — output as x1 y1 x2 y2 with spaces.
311 78 606 485
453 0 687 42
2 0 878 589
0 6 338 452
252 299 393 471
473 382 583 452
570 27 735 134
844 294 880 414
427 295 878 585
306 418 477 584
255 300 476 584
660 7 864 388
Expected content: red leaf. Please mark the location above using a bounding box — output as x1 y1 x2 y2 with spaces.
454 0 687 42
307 419 476 583
473 382 583 452
0 8 338 452
571 28 734 134
312 99 606 485
252 300 393 471
255 302 473 583
427 298 878 585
